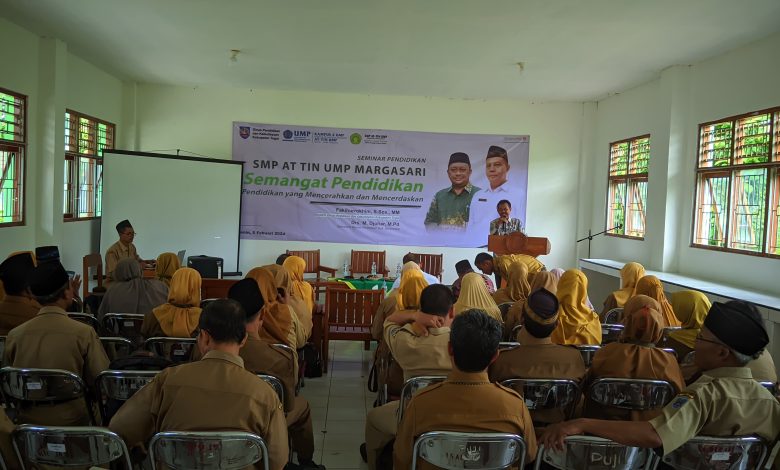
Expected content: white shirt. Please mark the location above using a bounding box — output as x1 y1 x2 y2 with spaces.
390 271 441 290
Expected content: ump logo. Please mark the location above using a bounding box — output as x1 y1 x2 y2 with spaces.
350 133 362 145
283 130 293 140
239 126 251 139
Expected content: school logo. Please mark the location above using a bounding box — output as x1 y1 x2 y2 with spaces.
350 133 362 145
239 126 251 139
283 130 294 140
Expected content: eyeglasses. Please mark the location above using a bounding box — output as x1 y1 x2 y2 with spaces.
695 333 724 347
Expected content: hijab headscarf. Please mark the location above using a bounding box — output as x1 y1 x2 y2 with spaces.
551 269 602 345
493 262 531 305
668 290 712 349
98 258 168 321
621 295 664 345
282 255 315 314
454 272 502 322
152 268 202 337
612 262 645 306
634 275 681 327
397 269 428 311
155 252 180 287
529 271 558 295
246 267 294 346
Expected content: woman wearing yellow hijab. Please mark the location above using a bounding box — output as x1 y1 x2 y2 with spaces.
601 262 645 313
551 269 602 345
155 252 180 287
371 266 428 340
453 272 502 322
492 262 531 305
246 267 305 348
503 270 557 340
263 263 312 339
634 275 681 327
663 290 711 359
282 255 315 314
142 268 202 338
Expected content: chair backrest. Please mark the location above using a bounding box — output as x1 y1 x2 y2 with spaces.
99 337 134 362
499 342 520 351
601 324 625 344
681 351 696 365
661 326 683 342
95 370 159 425
82 253 103 299
411 431 526 470
68 312 100 333
286 249 320 274
500 379 580 416
511 324 523 340
409 252 444 280
534 436 655 470
759 381 777 395
103 313 145 343
498 302 513 321
603 308 624 324
0 336 5 368
257 374 285 406
13 425 132 469
149 431 269 470
325 288 384 329
588 378 675 411
659 348 678 359
350 250 387 276
0 367 87 404
397 376 447 423
144 337 197 364
575 345 601 367
661 435 768 470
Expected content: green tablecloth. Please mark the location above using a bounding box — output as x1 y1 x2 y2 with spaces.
330 278 395 291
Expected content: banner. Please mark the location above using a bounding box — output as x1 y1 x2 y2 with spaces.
233 122 529 248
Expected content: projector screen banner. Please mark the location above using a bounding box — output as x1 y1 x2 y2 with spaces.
233 122 529 248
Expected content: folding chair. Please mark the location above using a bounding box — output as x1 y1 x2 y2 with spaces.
258 374 285 408
350 250 388 277
13 425 132 469
588 378 676 411
269 343 301 396
397 376 447 423
511 324 523 340
576 345 601 367
661 435 768 469
411 431 526 470
149 431 270 470
759 381 777 395
200 298 220 309
99 337 134 362
601 324 625 344
499 341 520 351
95 370 159 425
659 348 678 359
500 379 580 424
0 367 94 425
322 287 383 373
103 313 145 345
534 435 656 469
144 337 197 364
498 302 513 322
408 252 444 281
67 313 100 333
603 308 624 324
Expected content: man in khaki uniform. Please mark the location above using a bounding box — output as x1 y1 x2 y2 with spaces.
105 219 143 280
541 300 780 458
364 284 455 470
394 309 537 469
228 279 325 470
3 260 109 426
0 252 40 335
489 288 586 426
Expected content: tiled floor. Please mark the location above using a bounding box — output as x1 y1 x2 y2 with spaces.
300 340 374 470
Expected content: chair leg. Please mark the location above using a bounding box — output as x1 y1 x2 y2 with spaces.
364 340 371 351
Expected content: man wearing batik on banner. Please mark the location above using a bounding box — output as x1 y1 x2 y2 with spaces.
424 152 480 230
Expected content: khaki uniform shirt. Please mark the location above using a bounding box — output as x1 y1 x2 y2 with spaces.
105 240 141 280
240 335 297 413
394 370 537 469
0 295 40 335
384 319 451 382
109 350 288 470
372 293 398 341
649 367 780 456
424 183 480 228
4 306 109 425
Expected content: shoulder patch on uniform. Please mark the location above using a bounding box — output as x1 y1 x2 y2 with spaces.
670 392 695 409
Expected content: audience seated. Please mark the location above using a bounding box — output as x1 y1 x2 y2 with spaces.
583 295 685 421
276 253 291 265
4 260 109 425
634 275 681 327
453 272 501 321
246 267 306 349
263 264 312 339
229 279 324 470
551 270 601 345
389 254 440 290
0 252 40 335
504 270 557 340
364 284 454 470
492 260 530 306
601 261 645 314
109 299 289 470
450 259 494 300
489 288 586 426
283 255 316 314
97 258 168 322
371 267 427 341
664 290 710 359
141 267 202 338
475 252 544 288
394 309 537 469
541 300 780 459
154 252 180 287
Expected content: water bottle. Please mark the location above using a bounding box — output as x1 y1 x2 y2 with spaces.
343 260 349 277
371 261 377 276
395 262 402 278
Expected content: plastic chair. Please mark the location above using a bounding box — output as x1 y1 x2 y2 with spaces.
576 345 602 367
411 431 526 470
99 337 134 362
397 376 447 423
601 324 625 344
149 431 270 470
67 312 100 333
588 378 676 411
661 435 768 469
95 370 159 425
102 313 145 345
500 379 580 421
0 367 94 425
603 308 624 324
144 337 197 364
13 425 132 469
534 435 656 469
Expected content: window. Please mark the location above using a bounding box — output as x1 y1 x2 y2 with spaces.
0 88 26 226
693 107 780 257
64 110 114 220
606 135 650 238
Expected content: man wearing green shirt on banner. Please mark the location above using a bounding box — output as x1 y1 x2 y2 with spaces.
424 152 481 230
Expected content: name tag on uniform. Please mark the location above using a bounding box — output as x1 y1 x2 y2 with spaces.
26 382 42 390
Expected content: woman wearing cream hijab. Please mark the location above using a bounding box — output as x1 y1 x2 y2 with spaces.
453 272 502 322
551 269 602 345
142 267 202 338
601 262 645 314
246 267 306 348
634 275 681 327
282 255 315 314
155 252 180 287
492 262 531 306
503 270 557 340
371 266 427 340
663 290 711 359
263 263 312 339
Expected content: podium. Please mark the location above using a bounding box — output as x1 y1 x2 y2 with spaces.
488 233 551 257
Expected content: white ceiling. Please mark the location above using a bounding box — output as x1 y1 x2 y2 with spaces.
3 0 780 101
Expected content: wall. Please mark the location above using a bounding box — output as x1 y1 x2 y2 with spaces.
130 84 586 282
